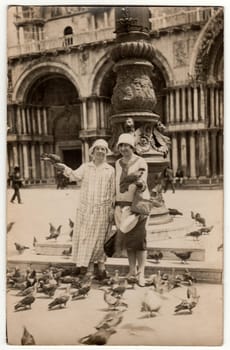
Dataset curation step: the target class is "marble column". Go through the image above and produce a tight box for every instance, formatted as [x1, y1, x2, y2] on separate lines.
[198, 131, 206, 177]
[193, 85, 198, 121]
[169, 90, 174, 123]
[200, 84, 205, 121]
[205, 131, 211, 177]
[171, 133, 178, 175]
[25, 108, 31, 134]
[218, 131, 223, 177]
[180, 133, 187, 170]
[187, 87, 193, 122]
[18, 27, 24, 45]
[31, 108, 36, 134]
[21, 107, 27, 134]
[219, 89, 223, 127]
[100, 99, 105, 129]
[104, 11, 108, 27]
[12, 143, 18, 166]
[82, 99, 88, 130]
[189, 132, 196, 178]
[30, 143, 37, 179]
[210, 86, 215, 126]
[211, 131, 217, 177]
[181, 87, 186, 122]
[43, 108, 48, 134]
[22, 143, 29, 179]
[37, 107, 42, 134]
[18, 144, 23, 176]
[16, 106, 22, 134]
[215, 88, 219, 127]
[84, 140, 89, 162]
[175, 88, 180, 122]
[166, 93, 170, 124]
[40, 144, 45, 179]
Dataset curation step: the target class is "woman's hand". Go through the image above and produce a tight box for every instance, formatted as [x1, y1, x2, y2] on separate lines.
[53, 163, 66, 172]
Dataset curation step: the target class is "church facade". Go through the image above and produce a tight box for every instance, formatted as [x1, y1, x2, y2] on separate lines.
[7, 6, 223, 185]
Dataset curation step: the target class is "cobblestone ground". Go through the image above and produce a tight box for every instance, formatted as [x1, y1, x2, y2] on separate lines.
[6, 188, 224, 346]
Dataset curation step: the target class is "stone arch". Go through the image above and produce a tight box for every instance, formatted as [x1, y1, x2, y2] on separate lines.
[189, 8, 224, 81]
[13, 61, 82, 103]
[90, 52, 115, 96]
[151, 48, 175, 87]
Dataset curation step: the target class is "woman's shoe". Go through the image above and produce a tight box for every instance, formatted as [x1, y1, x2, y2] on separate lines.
[137, 275, 146, 287]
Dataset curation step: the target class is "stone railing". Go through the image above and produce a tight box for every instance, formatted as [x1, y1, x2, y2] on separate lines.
[150, 7, 217, 31]
[8, 27, 115, 58]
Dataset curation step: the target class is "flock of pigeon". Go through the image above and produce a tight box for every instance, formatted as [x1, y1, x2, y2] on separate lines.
[7, 263, 200, 345]
[7, 206, 221, 345]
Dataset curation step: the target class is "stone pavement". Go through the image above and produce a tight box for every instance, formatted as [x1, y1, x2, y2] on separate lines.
[6, 188, 224, 345]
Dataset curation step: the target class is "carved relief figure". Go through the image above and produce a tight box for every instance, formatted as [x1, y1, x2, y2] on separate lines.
[151, 121, 170, 158]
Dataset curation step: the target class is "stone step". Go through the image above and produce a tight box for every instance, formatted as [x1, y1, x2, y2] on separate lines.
[7, 253, 222, 284]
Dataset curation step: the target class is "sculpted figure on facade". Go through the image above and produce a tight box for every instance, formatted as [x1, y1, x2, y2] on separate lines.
[151, 121, 170, 158]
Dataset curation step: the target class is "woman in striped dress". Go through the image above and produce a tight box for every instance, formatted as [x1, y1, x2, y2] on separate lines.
[55, 139, 115, 277]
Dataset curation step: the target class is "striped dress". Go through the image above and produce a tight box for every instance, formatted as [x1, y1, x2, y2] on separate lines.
[64, 161, 115, 267]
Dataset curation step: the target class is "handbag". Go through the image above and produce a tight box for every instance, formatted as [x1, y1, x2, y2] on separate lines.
[104, 232, 117, 257]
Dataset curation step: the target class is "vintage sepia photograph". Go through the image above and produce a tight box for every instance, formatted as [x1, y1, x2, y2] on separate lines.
[6, 5, 224, 346]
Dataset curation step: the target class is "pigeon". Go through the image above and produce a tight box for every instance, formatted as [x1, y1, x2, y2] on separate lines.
[33, 236, 37, 247]
[179, 269, 196, 285]
[21, 326, 36, 345]
[198, 225, 214, 235]
[46, 225, 62, 240]
[16, 283, 37, 297]
[165, 269, 182, 291]
[96, 310, 125, 330]
[48, 285, 70, 309]
[40, 153, 61, 164]
[69, 218, 74, 228]
[100, 288, 128, 310]
[38, 282, 57, 298]
[71, 285, 91, 300]
[148, 251, 163, 264]
[172, 251, 192, 264]
[217, 243, 223, 251]
[14, 242, 30, 254]
[141, 288, 162, 317]
[195, 213, 206, 226]
[62, 246, 72, 257]
[191, 211, 195, 220]
[111, 279, 128, 298]
[79, 328, 116, 345]
[168, 208, 183, 216]
[174, 286, 200, 314]
[15, 294, 35, 311]
[119, 168, 146, 193]
[7, 221, 15, 233]
[186, 230, 203, 241]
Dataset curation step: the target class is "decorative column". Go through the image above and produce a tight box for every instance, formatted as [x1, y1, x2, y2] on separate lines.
[104, 10, 108, 27]
[82, 99, 88, 130]
[215, 87, 219, 127]
[37, 107, 42, 134]
[30, 143, 37, 179]
[39, 144, 45, 179]
[187, 87, 193, 122]
[219, 89, 223, 127]
[181, 87, 186, 122]
[180, 133, 187, 171]
[193, 85, 198, 121]
[211, 131, 217, 177]
[16, 105, 22, 134]
[100, 98, 105, 129]
[12, 143, 18, 166]
[189, 131, 196, 178]
[110, 7, 171, 224]
[218, 131, 223, 177]
[210, 86, 215, 126]
[175, 88, 180, 122]
[166, 92, 170, 124]
[171, 133, 178, 175]
[205, 131, 211, 177]
[84, 140, 89, 162]
[43, 107, 48, 134]
[21, 107, 27, 134]
[200, 84, 205, 121]
[198, 131, 206, 177]
[169, 90, 174, 123]
[31, 108, 36, 134]
[22, 143, 29, 179]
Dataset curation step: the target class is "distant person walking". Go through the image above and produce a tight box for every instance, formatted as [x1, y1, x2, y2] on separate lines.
[163, 166, 175, 193]
[10, 166, 23, 204]
[175, 167, 185, 187]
